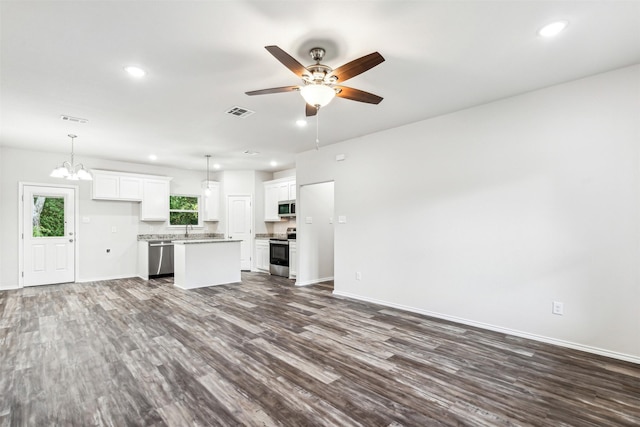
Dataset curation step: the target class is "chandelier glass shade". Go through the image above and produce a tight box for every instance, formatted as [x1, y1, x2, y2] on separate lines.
[300, 84, 336, 108]
[50, 134, 93, 181]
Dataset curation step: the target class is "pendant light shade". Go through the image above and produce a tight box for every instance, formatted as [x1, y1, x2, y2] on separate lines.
[50, 134, 93, 181]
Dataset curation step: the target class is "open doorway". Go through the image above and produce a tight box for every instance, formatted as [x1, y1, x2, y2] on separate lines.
[297, 181, 334, 286]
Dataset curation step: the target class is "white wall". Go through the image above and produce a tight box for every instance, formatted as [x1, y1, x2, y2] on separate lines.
[296, 65, 640, 362]
[297, 181, 334, 286]
[0, 147, 219, 287]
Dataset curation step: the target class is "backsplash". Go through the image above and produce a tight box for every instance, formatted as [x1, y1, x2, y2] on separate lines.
[137, 233, 224, 241]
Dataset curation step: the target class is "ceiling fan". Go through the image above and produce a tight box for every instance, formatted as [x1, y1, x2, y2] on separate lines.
[245, 45, 385, 117]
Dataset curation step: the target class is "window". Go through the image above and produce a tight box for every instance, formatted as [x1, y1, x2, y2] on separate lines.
[169, 195, 200, 226]
[32, 196, 65, 237]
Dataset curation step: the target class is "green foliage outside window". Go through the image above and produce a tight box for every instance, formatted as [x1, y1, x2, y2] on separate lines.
[169, 195, 199, 226]
[33, 196, 65, 237]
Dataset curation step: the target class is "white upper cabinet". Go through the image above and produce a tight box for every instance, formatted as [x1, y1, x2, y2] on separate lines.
[264, 183, 280, 221]
[202, 180, 220, 221]
[91, 169, 172, 221]
[119, 176, 143, 200]
[263, 177, 296, 222]
[92, 170, 142, 201]
[140, 178, 172, 221]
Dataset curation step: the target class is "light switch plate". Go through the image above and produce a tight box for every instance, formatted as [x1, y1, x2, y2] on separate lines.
[82, 217, 90, 223]
[338, 216, 347, 224]
[306, 217, 313, 224]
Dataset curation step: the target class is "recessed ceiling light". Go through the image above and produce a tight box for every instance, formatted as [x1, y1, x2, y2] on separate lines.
[148, 154, 157, 161]
[213, 163, 221, 169]
[270, 161, 278, 167]
[296, 119, 307, 127]
[124, 66, 146, 78]
[538, 20, 568, 38]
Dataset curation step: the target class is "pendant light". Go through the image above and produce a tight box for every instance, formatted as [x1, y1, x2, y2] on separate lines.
[204, 154, 212, 196]
[50, 134, 93, 181]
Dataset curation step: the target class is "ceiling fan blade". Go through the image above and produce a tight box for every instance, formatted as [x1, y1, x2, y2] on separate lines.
[265, 45, 307, 77]
[306, 103, 318, 117]
[332, 52, 385, 83]
[335, 86, 383, 104]
[245, 86, 300, 96]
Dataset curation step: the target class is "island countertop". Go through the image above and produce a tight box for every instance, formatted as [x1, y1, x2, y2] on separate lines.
[171, 238, 242, 245]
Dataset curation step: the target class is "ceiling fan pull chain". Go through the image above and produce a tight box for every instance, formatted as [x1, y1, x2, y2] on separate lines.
[315, 106, 320, 150]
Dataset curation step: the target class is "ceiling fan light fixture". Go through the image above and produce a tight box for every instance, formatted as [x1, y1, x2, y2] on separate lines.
[300, 84, 336, 108]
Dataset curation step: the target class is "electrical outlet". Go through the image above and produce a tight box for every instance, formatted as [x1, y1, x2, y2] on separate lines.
[552, 301, 564, 315]
[356, 272, 362, 280]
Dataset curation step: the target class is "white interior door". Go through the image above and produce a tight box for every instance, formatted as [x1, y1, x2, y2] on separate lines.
[227, 195, 252, 270]
[23, 185, 76, 286]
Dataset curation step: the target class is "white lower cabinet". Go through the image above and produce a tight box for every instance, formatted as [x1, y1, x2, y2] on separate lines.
[255, 240, 270, 272]
[289, 240, 297, 279]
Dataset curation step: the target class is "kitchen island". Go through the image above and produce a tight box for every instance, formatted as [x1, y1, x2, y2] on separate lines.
[172, 239, 241, 289]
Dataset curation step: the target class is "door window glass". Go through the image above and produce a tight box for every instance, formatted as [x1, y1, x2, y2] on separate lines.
[32, 196, 65, 237]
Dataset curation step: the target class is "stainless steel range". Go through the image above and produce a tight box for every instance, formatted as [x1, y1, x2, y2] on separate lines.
[269, 228, 296, 277]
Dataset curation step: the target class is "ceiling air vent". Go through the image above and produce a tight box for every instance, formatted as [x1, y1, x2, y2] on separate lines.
[60, 115, 88, 124]
[226, 106, 255, 118]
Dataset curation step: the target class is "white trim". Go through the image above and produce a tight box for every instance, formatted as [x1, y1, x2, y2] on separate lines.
[18, 182, 79, 289]
[296, 276, 334, 287]
[226, 194, 253, 271]
[0, 285, 21, 291]
[332, 290, 640, 365]
[77, 274, 138, 283]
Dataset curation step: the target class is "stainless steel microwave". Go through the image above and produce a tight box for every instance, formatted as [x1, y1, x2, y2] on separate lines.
[278, 200, 295, 218]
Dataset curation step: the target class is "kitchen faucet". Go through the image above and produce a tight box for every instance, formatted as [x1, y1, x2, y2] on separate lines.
[185, 224, 193, 237]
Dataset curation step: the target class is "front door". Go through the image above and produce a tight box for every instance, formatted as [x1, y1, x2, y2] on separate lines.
[227, 195, 252, 270]
[22, 185, 76, 286]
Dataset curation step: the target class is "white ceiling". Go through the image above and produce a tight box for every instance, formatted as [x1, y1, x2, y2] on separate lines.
[1, 1, 639, 173]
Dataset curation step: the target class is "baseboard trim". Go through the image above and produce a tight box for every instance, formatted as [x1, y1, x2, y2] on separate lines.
[332, 290, 640, 365]
[0, 285, 21, 291]
[296, 276, 334, 287]
[77, 274, 137, 283]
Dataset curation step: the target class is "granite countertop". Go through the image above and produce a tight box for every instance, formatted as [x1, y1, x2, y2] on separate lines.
[172, 239, 242, 244]
[138, 233, 223, 241]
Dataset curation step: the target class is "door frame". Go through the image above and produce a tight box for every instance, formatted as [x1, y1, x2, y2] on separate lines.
[226, 194, 253, 271]
[18, 182, 80, 288]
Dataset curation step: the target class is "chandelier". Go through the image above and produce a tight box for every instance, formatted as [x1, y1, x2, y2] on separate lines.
[50, 134, 93, 181]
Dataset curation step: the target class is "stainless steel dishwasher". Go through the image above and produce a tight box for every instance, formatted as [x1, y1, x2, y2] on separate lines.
[148, 240, 174, 278]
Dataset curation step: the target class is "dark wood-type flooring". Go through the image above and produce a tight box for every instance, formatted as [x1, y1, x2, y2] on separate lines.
[1, 273, 639, 426]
